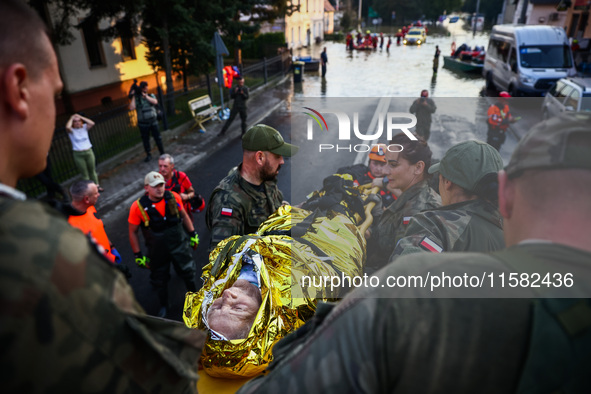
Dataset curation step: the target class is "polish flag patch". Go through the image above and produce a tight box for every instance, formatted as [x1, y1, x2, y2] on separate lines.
[403, 216, 412, 225]
[420, 237, 443, 253]
[221, 208, 233, 216]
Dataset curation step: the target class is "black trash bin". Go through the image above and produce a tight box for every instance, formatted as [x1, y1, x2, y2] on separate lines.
[293, 61, 304, 83]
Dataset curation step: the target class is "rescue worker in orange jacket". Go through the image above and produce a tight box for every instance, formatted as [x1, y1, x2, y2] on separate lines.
[336, 144, 399, 207]
[68, 179, 120, 264]
[487, 91, 514, 151]
[128, 171, 199, 318]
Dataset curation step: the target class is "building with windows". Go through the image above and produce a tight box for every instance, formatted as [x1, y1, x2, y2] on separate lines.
[38, 4, 177, 115]
[324, 0, 335, 34]
[501, 0, 590, 69]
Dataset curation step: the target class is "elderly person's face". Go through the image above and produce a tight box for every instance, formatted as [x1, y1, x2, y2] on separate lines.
[158, 158, 174, 179]
[207, 279, 262, 340]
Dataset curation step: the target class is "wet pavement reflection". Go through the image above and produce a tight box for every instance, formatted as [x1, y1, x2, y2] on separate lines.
[293, 28, 490, 98]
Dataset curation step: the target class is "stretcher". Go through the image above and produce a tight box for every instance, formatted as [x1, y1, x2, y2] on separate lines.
[187, 177, 380, 391]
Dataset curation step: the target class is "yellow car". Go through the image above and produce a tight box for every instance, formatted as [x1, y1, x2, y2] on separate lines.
[404, 28, 427, 45]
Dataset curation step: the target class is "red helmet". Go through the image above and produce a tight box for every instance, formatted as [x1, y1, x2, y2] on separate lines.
[499, 91, 511, 98]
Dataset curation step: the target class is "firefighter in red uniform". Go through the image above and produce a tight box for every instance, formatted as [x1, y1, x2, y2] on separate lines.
[487, 91, 515, 151]
[158, 153, 205, 222]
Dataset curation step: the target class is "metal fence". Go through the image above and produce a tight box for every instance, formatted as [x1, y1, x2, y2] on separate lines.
[17, 54, 290, 198]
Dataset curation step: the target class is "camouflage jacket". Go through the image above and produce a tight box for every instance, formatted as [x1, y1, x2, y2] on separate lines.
[206, 165, 283, 251]
[368, 180, 441, 267]
[237, 243, 591, 393]
[390, 199, 504, 260]
[0, 195, 205, 393]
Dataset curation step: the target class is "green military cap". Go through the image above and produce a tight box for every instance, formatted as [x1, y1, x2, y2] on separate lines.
[429, 140, 503, 192]
[242, 124, 299, 157]
[506, 112, 591, 178]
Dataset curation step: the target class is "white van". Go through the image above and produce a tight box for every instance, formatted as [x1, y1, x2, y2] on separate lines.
[483, 25, 576, 96]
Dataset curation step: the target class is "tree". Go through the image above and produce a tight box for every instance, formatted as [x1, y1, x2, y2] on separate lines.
[370, 0, 462, 24]
[29, 0, 294, 113]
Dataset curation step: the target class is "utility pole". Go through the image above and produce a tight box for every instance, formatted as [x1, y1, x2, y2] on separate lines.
[358, 0, 362, 30]
[473, 0, 481, 38]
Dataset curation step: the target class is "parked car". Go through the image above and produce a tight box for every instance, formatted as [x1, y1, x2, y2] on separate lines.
[541, 77, 591, 119]
[483, 25, 577, 97]
[404, 28, 427, 45]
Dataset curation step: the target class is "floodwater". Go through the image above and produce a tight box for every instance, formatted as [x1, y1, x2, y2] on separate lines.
[294, 23, 490, 98]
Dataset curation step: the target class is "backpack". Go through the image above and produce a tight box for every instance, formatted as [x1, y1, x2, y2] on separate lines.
[136, 94, 157, 124]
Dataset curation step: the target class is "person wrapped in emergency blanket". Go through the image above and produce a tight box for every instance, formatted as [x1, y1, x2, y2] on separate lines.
[183, 175, 376, 378]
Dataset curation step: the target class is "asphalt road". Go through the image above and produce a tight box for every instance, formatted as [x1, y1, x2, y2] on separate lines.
[100, 74, 545, 322]
[103, 107, 293, 321]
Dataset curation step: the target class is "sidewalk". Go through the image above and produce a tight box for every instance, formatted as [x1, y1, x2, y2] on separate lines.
[95, 74, 292, 222]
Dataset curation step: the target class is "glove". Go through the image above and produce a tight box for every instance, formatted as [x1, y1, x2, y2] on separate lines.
[111, 247, 122, 264]
[189, 231, 199, 250]
[366, 193, 384, 219]
[134, 252, 150, 269]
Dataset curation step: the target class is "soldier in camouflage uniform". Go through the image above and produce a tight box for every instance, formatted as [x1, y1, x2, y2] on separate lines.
[0, 2, 204, 391]
[206, 124, 298, 251]
[366, 133, 440, 270]
[237, 113, 591, 394]
[391, 140, 505, 259]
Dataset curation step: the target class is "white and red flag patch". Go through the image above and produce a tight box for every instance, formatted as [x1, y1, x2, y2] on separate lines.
[403, 216, 412, 225]
[221, 208, 233, 216]
[419, 237, 443, 253]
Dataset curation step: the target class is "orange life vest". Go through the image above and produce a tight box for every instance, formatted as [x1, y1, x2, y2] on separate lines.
[487, 104, 511, 131]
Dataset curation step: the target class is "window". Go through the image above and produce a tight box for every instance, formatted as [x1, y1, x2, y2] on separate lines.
[488, 39, 510, 62]
[565, 89, 580, 110]
[120, 37, 136, 61]
[509, 48, 517, 71]
[497, 41, 510, 62]
[549, 80, 566, 96]
[519, 45, 573, 68]
[80, 19, 106, 68]
[558, 84, 575, 101]
[118, 20, 136, 61]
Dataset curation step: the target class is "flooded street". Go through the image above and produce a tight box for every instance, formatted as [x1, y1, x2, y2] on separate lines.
[294, 24, 490, 98]
[286, 23, 544, 202]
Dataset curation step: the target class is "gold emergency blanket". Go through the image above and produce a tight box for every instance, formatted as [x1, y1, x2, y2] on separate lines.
[183, 204, 366, 378]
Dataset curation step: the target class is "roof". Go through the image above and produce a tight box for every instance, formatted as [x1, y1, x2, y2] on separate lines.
[492, 24, 568, 45]
[324, 0, 335, 12]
